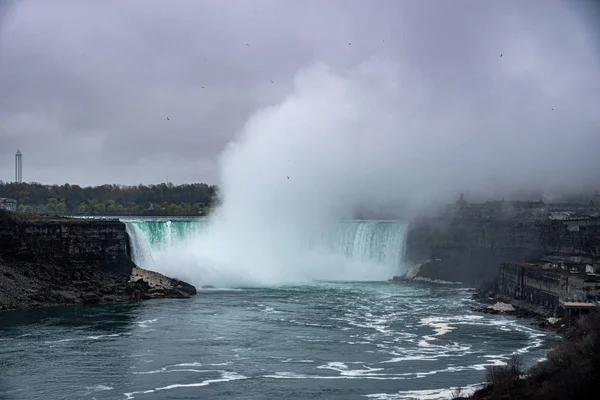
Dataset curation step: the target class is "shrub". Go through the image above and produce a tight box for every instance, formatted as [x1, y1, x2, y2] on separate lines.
[483, 354, 521, 399]
[470, 311, 600, 400]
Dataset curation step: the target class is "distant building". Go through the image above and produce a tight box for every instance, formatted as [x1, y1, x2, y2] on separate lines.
[15, 149, 22, 183]
[0, 197, 17, 212]
[499, 262, 600, 305]
[548, 203, 591, 213]
[448, 194, 548, 221]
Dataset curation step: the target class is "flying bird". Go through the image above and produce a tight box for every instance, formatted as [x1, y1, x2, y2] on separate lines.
[287, 176, 289, 180]
[270, 80, 274, 83]
[348, 42, 352, 45]
[166, 117, 170, 121]
[500, 53, 503, 57]
[201, 86, 205, 89]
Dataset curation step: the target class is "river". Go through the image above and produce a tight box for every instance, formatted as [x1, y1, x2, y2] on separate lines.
[0, 218, 557, 399]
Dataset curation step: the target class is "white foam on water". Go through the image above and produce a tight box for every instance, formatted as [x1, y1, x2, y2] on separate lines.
[45, 333, 124, 345]
[264, 372, 408, 380]
[131, 362, 216, 375]
[258, 304, 282, 314]
[417, 339, 436, 348]
[86, 333, 121, 340]
[85, 385, 113, 392]
[124, 371, 248, 399]
[380, 355, 439, 363]
[43, 338, 75, 344]
[318, 362, 386, 377]
[364, 384, 481, 400]
[319, 361, 348, 370]
[173, 362, 203, 367]
[136, 318, 159, 328]
[419, 317, 457, 337]
[132, 368, 213, 375]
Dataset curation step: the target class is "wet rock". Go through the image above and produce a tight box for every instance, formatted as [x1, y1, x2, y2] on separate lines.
[129, 266, 197, 299]
[82, 293, 100, 304]
[174, 279, 197, 295]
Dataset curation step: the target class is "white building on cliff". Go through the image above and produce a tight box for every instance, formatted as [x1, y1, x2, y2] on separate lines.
[0, 198, 17, 212]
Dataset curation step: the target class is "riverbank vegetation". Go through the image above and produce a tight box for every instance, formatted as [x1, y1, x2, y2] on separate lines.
[0, 182, 216, 216]
[461, 311, 600, 400]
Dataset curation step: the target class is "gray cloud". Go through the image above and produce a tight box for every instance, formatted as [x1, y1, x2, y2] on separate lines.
[0, 0, 598, 197]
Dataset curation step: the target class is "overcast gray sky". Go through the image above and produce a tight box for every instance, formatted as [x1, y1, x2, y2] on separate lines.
[0, 0, 599, 190]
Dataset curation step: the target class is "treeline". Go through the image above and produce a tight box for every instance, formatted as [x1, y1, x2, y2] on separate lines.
[0, 181, 218, 216]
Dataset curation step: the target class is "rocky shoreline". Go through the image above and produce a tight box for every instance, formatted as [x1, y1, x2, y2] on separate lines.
[395, 265, 567, 334]
[130, 265, 197, 300]
[392, 260, 464, 285]
[469, 285, 567, 334]
[0, 210, 197, 312]
[460, 309, 600, 400]
[396, 275, 597, 400]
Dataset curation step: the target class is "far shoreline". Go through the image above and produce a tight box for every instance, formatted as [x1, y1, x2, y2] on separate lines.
[17, 213, 208, 219]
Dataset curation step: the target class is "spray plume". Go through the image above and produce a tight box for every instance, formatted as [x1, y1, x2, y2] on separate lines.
[149, 1, 600, 286]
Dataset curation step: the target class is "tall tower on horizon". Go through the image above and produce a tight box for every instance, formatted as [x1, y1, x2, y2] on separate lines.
[15, 149, 22, 183]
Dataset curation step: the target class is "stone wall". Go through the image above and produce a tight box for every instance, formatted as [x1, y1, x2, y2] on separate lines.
[498, 263, 600, 308]
[498, 263, 524, 297]
[520, 267, 566, 307]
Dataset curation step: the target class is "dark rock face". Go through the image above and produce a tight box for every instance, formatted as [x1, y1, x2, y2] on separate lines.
[405, 211, 600, 287]
[173, 279, 198, 296]
[0, 211, 196, 312]
[0, 212, 133, 277]
[129, 266, 197, 299]
[405, 217, 545, 285]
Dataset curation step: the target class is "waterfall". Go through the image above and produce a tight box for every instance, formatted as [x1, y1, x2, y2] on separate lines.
[124, 218, 408, 286]
[124, 218, 208, 268]
[316, 220, 407, 273]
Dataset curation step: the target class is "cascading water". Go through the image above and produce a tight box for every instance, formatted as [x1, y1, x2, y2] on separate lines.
[124, 218, 408, 287]
[126, 222, 156, 270]
[125, 219, 208, 251]
[317, 220, 408, 270]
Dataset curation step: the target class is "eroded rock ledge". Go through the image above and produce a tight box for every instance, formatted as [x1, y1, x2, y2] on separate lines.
[0, 210, 196, 311]
[130, 266, 197, 300]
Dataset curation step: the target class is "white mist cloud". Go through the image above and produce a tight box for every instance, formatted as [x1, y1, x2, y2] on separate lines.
[218, 50, 600, 220]
[126, 0, 600, 286]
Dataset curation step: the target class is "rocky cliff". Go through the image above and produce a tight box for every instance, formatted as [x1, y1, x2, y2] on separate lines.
[403, 215, 545, 285]
[0, 212, 134, 275]
[0, 211, 196, 311]
[403, 212, 600, 286]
